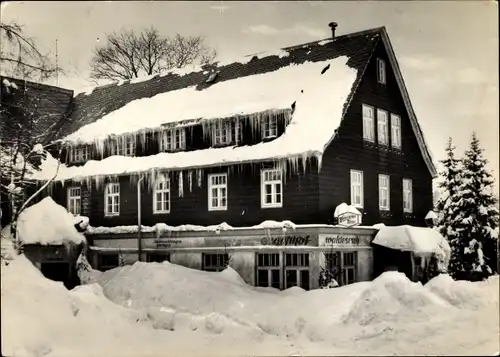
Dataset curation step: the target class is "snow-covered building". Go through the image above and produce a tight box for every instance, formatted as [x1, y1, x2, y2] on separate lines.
[4, 24, 438, 290]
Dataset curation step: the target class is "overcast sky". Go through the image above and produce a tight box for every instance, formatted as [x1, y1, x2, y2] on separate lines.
[2, 1, 499, 191]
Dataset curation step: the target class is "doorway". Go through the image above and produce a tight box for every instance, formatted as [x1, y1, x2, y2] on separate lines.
[41, 262, 70, 286]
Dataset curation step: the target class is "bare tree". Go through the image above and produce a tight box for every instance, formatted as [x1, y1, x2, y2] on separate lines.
[90, 27, 217, 82]
[0, 79, 62, 252]
[0, 22, 60, 81]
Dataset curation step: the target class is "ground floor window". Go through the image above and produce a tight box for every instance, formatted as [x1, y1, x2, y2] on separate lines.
[256, 253, 280, 289]
[324, 251, 358, 286]
[202, 253, 229, 272]
[146, 252, 171, 263]
[97, 254, 119, 271]
[285, 253, 310, 290]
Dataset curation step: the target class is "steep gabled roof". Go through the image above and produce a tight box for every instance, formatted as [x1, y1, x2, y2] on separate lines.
[32, 26, 437, 182]
[58, 27, 381, 141]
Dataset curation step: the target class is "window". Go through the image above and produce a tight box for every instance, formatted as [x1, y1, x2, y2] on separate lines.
[378, 174, 390, 211]
[110, 136, 136, 157]
[153, 176, 170, 214]
[391, 114, 402, 149]
[350, 170, 364, 208]
[67, 187, 81, 215]
[202, 253, 229, 272]
[213, 120, 232, 146]
[262, 116, 278, 139]
[146, 253, 170, 263]
[68, 146, 89, 163]
[285, 253, 310, 290]
[208, 173, 227, 211]
[362, 104, 375, 142]
[261, 169, 283, 208]
[124, 136, 136, 156]
[159, 128, 186, 152]
[104, 183, 120, 216]
[97, 254, 119, 271]
[256, 253, 280, 289]
[403, 178, 413, 213]
[377, 109, 389, 145]
[377, 58, 386, 84]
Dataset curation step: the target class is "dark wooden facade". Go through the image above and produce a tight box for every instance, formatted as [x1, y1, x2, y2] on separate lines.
[50, 39, 433, 229]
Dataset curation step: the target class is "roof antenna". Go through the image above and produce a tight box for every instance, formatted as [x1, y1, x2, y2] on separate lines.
[55, 39, 59, 86]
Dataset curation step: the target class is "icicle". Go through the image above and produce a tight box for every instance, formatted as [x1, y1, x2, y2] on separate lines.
[178, 171, 184, 197]
[197, 169, 203, 188]
[188, 171, 193, 192]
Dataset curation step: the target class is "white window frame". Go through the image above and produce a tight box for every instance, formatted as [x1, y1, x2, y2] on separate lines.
[378, 174, 390, 211]
[67, 187, 81, 215]
[104, 183, 120, 216]
[261, 168, 283, 208]
[213, 120, 232, 146]
[403, 178, 413, 213]
[256, 253, 281, 289]
[377, 58, 386, 84]
[109, 137, 136, 157]
[262, 116, 278, 139]
[69, 146, 89, 163]
[377, 109, 389, 145]
[350, 170, 364, 208]
[124, 136, 136, 156]
[159, 128, 186, 152]
[362, 104, 375, 142]
[208, 173, 228, 211]
[391, 114, 402, 149]
[153, 175, 170, 214]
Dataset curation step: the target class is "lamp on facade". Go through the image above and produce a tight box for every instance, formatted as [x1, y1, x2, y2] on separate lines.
[425, 210, 438, 228]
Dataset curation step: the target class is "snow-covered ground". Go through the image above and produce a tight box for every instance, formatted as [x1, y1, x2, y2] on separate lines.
[2, 255, 499, 357]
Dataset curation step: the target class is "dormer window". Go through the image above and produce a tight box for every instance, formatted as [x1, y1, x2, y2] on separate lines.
[377, 58, 386, 84]
[262, 116, 278, 139]
[68, 146, 89, 163]
[159, 128, 186, 152]
[110, 136, 136, 157]
[213, 120, 233, 146]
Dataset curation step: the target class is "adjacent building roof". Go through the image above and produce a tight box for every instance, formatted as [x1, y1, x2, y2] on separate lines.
[0, 76, 73, 145]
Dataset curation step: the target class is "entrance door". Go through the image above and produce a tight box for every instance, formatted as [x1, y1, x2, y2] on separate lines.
[41, 262, 70, 285]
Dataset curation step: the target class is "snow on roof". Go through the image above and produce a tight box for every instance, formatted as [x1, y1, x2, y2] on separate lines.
[16, 197, 85, 245]
[34, 57, 357, 181]
[372, 225, 451, 256]
[333, 202, 362, 217]
[425, 211, 438, 220]
[62, 57, 356, 145]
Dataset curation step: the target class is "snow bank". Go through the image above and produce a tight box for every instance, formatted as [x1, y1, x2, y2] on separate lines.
[76, 252, 102, 285]
[96, 261, 369, 342]
[3, 253, 499, 356]
[373, 225, 451, 261]
[425, 273, 499, 310]
[35, 57, 357, 181]
[16, 197, 85, 245]
[342, 271, 452, 326]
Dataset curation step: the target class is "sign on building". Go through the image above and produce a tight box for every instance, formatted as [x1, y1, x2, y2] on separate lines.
[334, 203, 362, 228]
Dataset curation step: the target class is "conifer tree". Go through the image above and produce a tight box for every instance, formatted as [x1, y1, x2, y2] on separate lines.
[449, 132, 499, 281]
[435, 138, 463, 274]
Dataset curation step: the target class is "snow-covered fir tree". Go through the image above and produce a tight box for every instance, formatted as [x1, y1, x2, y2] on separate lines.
[449, 132, 499, 281]
[435, 138, 463, 270]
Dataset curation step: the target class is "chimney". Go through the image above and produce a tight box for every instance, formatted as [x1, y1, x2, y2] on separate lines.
[328, 22, 338, 38]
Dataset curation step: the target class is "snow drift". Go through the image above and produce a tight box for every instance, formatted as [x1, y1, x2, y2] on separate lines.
[2, 254, 498, 356]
